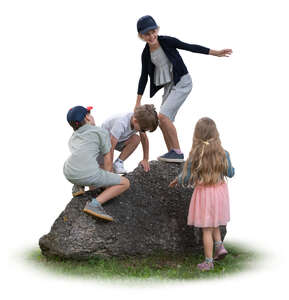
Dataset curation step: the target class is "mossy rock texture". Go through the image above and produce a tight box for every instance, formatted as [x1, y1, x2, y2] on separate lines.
[39, 161, 226, 260]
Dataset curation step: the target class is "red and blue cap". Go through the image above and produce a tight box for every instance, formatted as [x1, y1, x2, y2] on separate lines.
[67, 106, 93, 123]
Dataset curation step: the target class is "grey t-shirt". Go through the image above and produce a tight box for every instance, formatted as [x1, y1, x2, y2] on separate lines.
[150, 46, 173, 86]
[63, 124, 111, 180]
[101, 112, 136, 142]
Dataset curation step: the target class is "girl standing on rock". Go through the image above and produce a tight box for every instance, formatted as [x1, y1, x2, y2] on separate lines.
[169, 117, 235, 271]
[135, 15, 232, 163]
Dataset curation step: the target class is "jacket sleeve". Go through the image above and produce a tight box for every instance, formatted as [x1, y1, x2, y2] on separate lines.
[168, 36, 210, 55]
[225, 151, 235, 178]
[137, 51, 149, 95]
[177, 161, 193, 186]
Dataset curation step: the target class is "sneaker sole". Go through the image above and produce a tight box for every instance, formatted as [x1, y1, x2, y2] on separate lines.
[157, 157, 184, 163]
[83, 208, 114, 221]
[72, 190, 85, 197]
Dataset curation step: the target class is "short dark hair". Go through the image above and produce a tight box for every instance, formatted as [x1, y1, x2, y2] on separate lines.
[69, 120, 86, 131]
[68, 111, 90, 131]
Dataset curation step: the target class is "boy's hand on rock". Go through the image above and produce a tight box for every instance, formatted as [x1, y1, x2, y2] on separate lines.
[169, 178, 178, 188]
[140, 159, 150, 172]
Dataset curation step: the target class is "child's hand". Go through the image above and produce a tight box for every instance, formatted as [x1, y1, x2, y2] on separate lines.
[210, 49, 232, 57]
[169, 178, 178, 188]
[140, 159, 150, 172]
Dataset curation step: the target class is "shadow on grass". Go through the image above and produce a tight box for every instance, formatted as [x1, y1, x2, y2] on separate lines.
[24, 242, 261, 282]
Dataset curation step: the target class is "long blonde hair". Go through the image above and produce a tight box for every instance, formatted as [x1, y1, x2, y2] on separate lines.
[182, 117, 228, 187]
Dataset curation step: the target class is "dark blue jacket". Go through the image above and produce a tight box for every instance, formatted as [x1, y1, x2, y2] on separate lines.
[137, 35, 210, 98]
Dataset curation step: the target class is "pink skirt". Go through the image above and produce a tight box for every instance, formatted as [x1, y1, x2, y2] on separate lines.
[187, 182, 230, 228]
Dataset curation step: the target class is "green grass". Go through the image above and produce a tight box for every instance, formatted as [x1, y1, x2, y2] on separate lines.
[25, 242, 259, 282]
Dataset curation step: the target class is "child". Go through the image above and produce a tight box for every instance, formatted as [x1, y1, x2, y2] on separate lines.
[63, 106, 130, 221]
[101, 104, 158, 174]
[169, 117, 235, 271]
[135, 15, 232, 162]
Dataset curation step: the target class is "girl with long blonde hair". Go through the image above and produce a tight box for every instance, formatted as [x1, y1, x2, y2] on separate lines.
[170, 117, 235, 271]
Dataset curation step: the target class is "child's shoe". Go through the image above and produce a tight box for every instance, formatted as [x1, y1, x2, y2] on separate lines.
[157, 150, 184, 163]
[83, 201, 113, 221]
[214, 244, 228, 260]
[197, 260, 214, 271]
[113, 160, 127, 174]
[72, 185, 85, 197]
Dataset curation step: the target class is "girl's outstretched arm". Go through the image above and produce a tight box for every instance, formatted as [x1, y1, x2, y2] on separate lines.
[135, 94, 142, 111]
[167, 36, 210, 54]
[136, 51, 149, 109]
[209, 49, 232, 57]
[167, 36, 232, 57]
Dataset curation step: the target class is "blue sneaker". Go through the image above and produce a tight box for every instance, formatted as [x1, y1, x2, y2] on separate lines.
[72, 184, 85, 197]
[157, 150, 184, 163]
[83, 201, 113, 221]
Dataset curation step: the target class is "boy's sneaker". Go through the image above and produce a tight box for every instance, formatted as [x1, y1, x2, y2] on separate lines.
[113, 160, 127, 174]
[214, 244, 228, 260]
[197, 261, 214, 271]
[72, 185, 85, 197]
[83, 201, 113, 221]
[157, 150, 184, 163]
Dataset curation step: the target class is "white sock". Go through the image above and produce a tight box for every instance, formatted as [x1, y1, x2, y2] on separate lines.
[115, 158, 123, 164]
[215, 241, 223, 248]
[91, 198, 101, 207]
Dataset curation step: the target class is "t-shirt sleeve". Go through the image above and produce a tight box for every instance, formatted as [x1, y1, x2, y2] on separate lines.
[97, 128, 112, 155]
[110, 121, 126, 141]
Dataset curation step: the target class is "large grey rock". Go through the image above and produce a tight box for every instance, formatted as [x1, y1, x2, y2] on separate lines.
[39, 161, 226, 260]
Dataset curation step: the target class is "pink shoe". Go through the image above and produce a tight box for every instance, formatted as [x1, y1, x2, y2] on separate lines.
[197, 261, 214, 271]
[214, 244, 228, 260]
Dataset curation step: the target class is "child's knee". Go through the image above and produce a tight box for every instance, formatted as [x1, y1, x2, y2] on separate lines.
[120, 177, 130, 189]
[158, 113, 170, 125]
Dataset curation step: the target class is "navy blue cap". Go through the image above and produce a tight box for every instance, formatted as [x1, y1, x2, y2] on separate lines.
[67, 106, 93, 123]
[137, 15, 158, 34]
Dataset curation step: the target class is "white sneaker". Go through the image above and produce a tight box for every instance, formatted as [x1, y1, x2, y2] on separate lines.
[113, 160, 127, 174]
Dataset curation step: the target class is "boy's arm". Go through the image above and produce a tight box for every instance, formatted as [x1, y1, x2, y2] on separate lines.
[103, 151, 113, 172]
[139, 132, 150, 172]
[109, 134, 118, 166]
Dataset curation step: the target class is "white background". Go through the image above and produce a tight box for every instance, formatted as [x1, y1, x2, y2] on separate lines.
[1, 0, 288, 299]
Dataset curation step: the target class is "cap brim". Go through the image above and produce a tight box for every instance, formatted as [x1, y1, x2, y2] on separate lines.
[139, 25, 158, 35]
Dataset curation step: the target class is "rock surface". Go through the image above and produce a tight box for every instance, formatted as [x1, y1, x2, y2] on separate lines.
[39, 161, 226, 260]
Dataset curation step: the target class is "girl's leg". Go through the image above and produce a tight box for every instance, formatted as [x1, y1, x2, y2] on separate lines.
[158, 74, 192, 156]
[202, 228, 214, 259]
[213, 227, 222, 243]
[158, 113, 180, 150]
[96, 176, 130, 205]
[213, 226, 228, 260]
